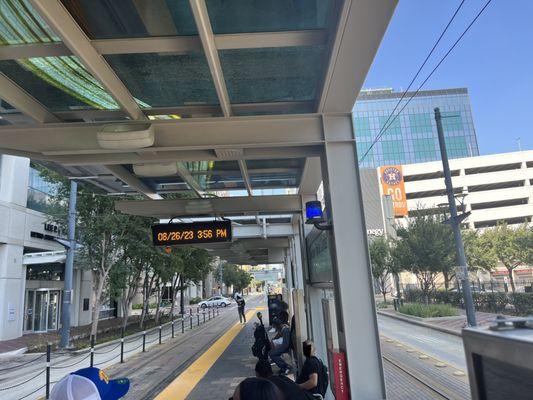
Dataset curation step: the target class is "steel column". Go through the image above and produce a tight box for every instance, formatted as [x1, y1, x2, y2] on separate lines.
[320, 114, 385, 399]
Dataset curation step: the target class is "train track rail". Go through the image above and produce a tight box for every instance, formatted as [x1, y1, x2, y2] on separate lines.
[383, 354, 463, 400]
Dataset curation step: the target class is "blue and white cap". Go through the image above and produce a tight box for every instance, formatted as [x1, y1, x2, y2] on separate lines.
[51, 367, 130, 400]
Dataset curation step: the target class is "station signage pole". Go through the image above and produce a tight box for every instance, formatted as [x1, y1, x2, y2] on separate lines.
[434, 107, 476, 326]
[60, 180, 77, 348]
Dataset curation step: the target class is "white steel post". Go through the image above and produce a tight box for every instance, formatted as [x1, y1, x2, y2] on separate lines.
[320, 114, 386, 399]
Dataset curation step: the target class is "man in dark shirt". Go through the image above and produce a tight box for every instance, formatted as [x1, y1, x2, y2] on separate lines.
[296, 340, 321, 396]
[236, 295, 246, 324]
[255, 360, 313, 400]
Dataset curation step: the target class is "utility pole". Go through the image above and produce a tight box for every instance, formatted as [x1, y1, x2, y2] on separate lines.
[60, 180, 77, 348]
[434, 108, 476, 326]
[219, 259, 224, 296]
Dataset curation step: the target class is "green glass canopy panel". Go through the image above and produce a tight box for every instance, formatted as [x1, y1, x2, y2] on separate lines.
[205, 0, 331, 34]
[0, 57, 119, 111]
[60, 0, 197, 39]
[0, 0, 61, 45]
[105, 52, 219, 108]
[219, 46, 326, 104]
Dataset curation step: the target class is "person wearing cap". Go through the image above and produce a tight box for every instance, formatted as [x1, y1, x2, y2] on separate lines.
[51, 367, 130, 400]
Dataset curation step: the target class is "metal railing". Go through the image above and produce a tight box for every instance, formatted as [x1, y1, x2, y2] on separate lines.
[0, 305, 222, 400]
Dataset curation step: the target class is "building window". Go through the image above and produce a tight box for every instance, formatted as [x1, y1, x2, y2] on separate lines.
[441, 111, 463, 132]
[26, 263, 65, 281]
[408, 113, 433, 134]
[445, 136, 469, 158]
[353, 116, 372, 137]
[381, 140, 405, 165]
[413, 138, 437, 161]
[27, 166, 58, 213]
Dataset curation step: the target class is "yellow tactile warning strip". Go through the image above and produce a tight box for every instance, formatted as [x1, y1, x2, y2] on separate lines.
[154, 308, 257, 400]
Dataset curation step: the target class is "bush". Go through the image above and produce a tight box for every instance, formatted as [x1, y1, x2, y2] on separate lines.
[376, 302, 391, 309]
[398, 303, 459, 318]
[189, 296, 202, 305]
[511, 293, 533, 316]
[403, 289, 425, 303]
[132, 304, 143, 310]
[434, 290, 462, 307]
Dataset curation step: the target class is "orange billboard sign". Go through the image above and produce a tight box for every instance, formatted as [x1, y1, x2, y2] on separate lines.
[380, 165, 408, 217]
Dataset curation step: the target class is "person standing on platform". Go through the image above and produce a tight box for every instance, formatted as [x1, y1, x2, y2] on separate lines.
[236, 294, 246, 324]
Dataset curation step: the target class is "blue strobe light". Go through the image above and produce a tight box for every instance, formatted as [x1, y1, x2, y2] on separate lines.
[305, 201, 324, 222]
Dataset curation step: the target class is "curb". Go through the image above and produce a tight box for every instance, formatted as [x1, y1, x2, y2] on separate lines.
[377, 311, 462, 337]
[0, 346, 28, 359]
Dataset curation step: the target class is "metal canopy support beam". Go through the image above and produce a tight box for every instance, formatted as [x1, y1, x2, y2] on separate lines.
[298, 157, 322, 195]
[0, 73, 59, 123]
[53, 101, 313, 121]
[189, 0, 232, 117]
[0, 115, 324, 156]
[115, 195, 302, 218]
[105, 165, 162, 200]
[0, 31, 327, 61]
[0, 42, 70, 60]
[215, 30, 327, 50]
[29, 0, 145, 121]
[238, 160, 253, 196]
[176, 162, 204, 197]
[320, 114, 385, 399]
[318, 0, 397, 113]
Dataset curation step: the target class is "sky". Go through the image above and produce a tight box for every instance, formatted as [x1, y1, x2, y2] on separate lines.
[362, 0, 533, 155]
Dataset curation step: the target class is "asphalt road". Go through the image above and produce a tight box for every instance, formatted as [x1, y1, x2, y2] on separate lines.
[377, 313, 466, 370]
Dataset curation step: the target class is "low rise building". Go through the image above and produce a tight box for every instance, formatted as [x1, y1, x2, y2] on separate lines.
[0, 155, 92, 341]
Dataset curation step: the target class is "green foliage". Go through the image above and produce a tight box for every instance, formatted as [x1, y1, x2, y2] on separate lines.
[369, 237, 394, 301]
[464, 223, 533, 293]
[406, 289, 533, 315]
[132, 304, 143, 310]
[217, 264, 253, 293]
[376, 302, 391, 309]
[510, 293, 533, 316]
[399, 303, 459, 318]
[394, 213, 455, 299]
[463, 229, 497, 272]
[189, 297, 202, 305]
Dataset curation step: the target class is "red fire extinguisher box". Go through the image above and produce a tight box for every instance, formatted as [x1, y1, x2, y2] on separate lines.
[332, 350, 350, 400]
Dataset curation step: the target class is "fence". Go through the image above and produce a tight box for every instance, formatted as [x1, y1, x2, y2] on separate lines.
[0, 306, 222, 400]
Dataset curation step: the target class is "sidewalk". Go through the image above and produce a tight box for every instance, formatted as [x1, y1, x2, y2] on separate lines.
[378, 309, 499, 336]
[0, 305, 217, 355]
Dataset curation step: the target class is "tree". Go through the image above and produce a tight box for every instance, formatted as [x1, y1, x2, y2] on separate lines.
[369, 237, 392, 302]
[218, 264, 252, 294]
[463, 229, 497, 273]
[395, 213, 455, 302]
[36, 166, 148, 336]
[482, 223, 532, 293]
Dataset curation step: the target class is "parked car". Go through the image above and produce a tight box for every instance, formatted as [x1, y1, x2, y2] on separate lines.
[198, 296, 232, 308]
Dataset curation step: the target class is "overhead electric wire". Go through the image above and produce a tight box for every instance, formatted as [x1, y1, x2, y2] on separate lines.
[358, 0, 493, 164]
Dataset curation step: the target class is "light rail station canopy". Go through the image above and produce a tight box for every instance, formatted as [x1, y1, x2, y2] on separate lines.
[0, 0, 396, 201]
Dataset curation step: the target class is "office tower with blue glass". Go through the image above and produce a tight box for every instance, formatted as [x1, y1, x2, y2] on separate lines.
[353, 88, 480, 168]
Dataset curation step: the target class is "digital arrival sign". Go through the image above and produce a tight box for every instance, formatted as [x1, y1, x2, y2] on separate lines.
[152, 220, 232, 246]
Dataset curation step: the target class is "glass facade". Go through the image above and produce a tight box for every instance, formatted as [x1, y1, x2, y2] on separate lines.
[353, 88, 480, 167]
[27, 166, 58, 213]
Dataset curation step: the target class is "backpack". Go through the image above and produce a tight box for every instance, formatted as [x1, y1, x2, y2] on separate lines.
[314, 357, 329, 396]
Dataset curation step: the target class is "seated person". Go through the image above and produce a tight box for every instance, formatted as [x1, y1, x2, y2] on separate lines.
[268, 319, 292, 374]
[296, 340, 322, 396]
[230, 377, 283, 400]
[255, 360, 314, 400]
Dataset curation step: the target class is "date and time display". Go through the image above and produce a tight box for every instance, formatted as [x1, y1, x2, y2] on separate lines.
[152, 220, 232, 246]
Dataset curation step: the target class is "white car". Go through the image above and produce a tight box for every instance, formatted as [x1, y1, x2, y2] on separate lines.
[198, 296, 231, 308]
